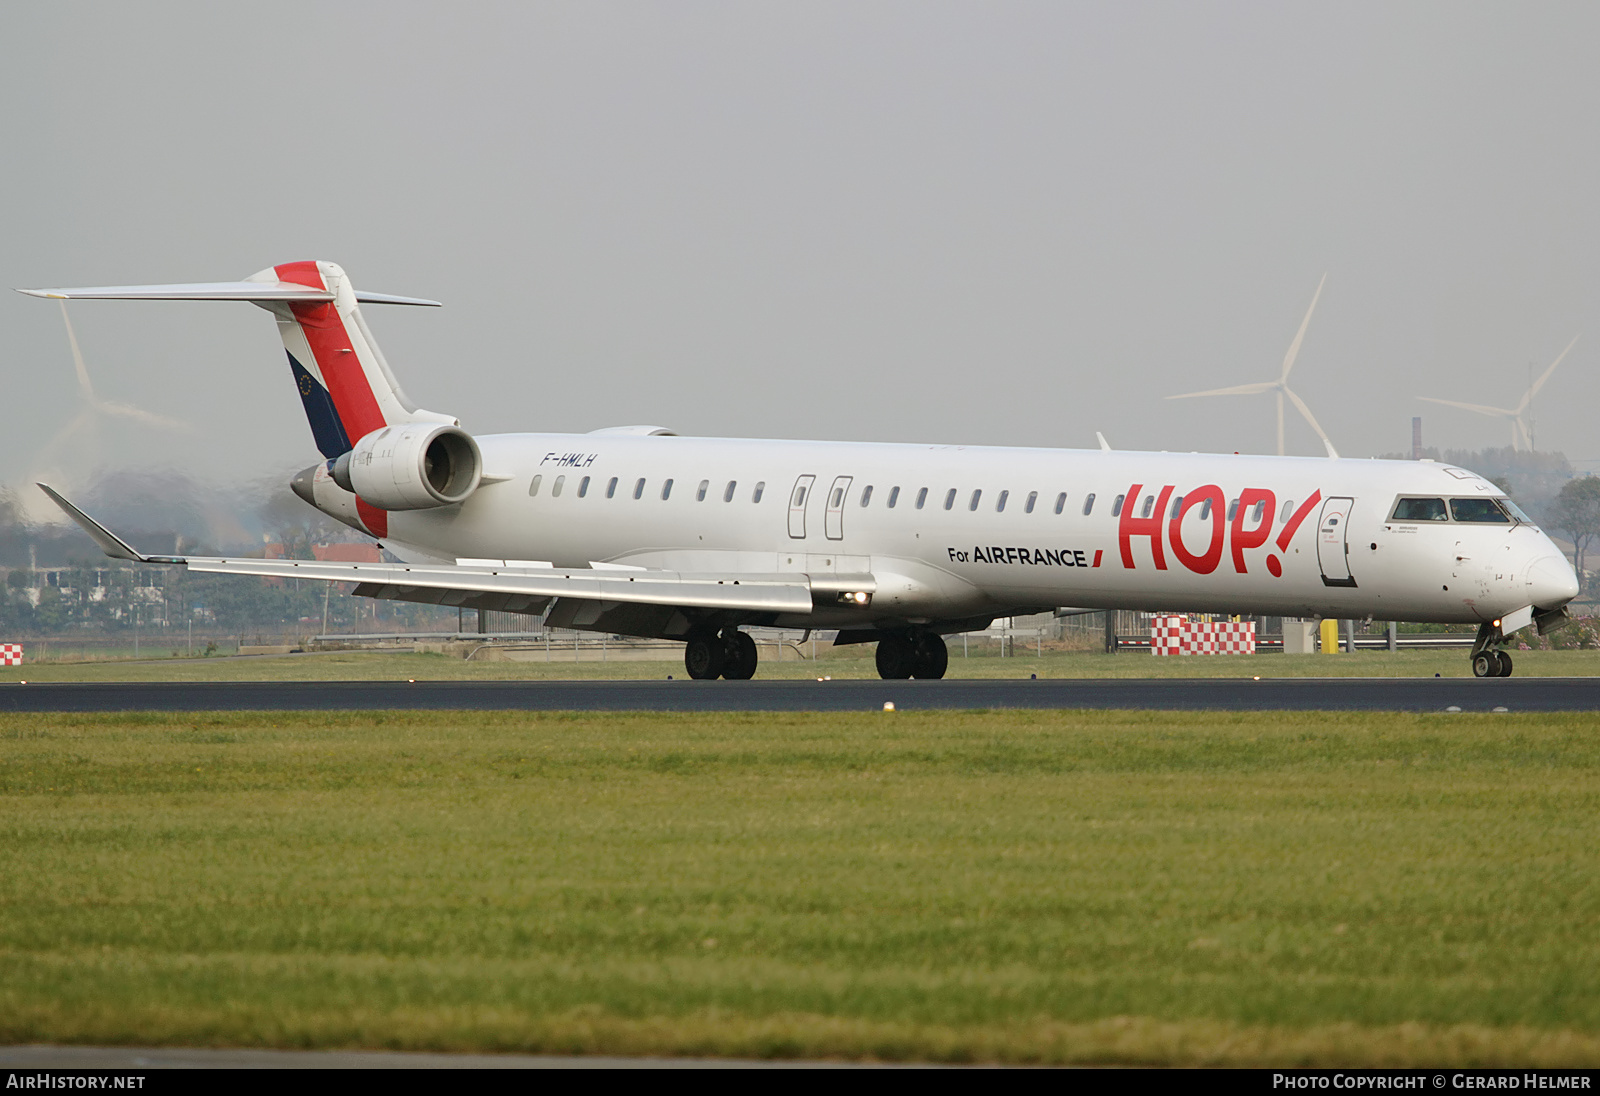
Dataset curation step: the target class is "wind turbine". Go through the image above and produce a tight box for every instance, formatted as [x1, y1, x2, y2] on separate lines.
[37, 301, 188, 473]
[1167, 274, 1339, 458]
[1417, 335, 1579, 452]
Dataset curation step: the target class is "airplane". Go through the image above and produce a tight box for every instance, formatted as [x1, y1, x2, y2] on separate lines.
[20, 260, 1581, 680]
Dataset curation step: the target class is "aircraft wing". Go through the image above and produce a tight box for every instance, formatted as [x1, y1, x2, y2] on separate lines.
[38, 484, 815, 615]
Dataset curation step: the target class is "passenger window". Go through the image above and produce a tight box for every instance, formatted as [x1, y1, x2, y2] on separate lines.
[1141, 496, 1154, 519]
[860, 485, 873, 507]
[831, 486, 844, 507]
[1227, 498, 1239, 520]
[916, 488, 928, 509]
[528, 474, 542, 497]
[578, 476, 590, 498]
[1111, 494, 1124, 517]
[887, 486, 900, 508]
[1024, 491, 1037, 514]
[1080, 493, 1093, 515]
[1391, 497, 1448, 522]
[996, 490, 1009, 512]
[1170, 495, 1184, 520]
[1200, 498, 1212, 520]
[724, 481, 737, 502]
[944, 489, 958, 511]
[552, 475, 564, 497]
[1280, 499, 1293, 522]
[606, 477, 618, 499]
[661, 479, 674, 500]
[968, 489, 982, 511]
[1450, 498, 1512, 524]
[696, 479, 709, 502]
[1252, 500, 1265, 522]
[793, 484, 807, 507]
[634, 478, 646, 500]
[753, 481, 765, 503]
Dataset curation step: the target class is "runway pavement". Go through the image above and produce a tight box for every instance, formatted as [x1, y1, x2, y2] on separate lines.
[1, 676, 1597, 712]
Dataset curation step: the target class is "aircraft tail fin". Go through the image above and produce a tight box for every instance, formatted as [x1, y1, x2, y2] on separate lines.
[20, 261, 456, 460]
[257, 261, 457, 459]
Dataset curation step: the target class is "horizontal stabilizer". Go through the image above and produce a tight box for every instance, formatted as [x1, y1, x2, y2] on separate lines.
[17, 282, 440, 307]
[38, 485, 814, 616]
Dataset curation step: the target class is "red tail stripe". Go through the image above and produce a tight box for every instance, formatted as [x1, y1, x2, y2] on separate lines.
[274, 261, 325, 291]
[275, 262, 388, 445]
[356, 499, 389, 539]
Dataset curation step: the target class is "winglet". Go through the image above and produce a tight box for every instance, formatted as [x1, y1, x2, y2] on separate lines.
[35, 484, 185, 564]
[1096, 431, 1112, 452]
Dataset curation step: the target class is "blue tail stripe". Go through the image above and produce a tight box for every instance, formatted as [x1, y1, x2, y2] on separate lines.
[288, 351, 352, 458]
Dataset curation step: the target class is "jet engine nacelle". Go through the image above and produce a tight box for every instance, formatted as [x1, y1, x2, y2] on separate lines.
[331, 423, 482, 511]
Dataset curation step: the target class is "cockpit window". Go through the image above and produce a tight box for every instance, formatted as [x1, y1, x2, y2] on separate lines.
[1502, 498, 1533, 523]
[1391, 497, 1448, 522]
[1450, 498, 1512, 524]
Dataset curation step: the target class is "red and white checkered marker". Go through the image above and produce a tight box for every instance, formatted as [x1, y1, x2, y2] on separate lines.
[1149, 617, 1255, 656]
[0, 644, 23, 666]
[1151, 615, 1186, 656]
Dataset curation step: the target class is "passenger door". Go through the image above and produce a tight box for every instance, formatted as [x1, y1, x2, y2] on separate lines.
[824, 475, 852, 540]
[788, 475, 816, 539]
[1317, 496, 1357, 587]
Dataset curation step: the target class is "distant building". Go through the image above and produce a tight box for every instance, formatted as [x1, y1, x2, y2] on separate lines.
[260, 541, 381, 584]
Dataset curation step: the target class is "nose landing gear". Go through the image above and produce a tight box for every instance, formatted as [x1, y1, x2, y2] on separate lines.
[1471, 650, 1513, 678]
[1469, 622, 1514, 678]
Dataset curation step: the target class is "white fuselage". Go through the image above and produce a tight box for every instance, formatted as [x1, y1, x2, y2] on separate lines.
[324, 433, 1578, 633]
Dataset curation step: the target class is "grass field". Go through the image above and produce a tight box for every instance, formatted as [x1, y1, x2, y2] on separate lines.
[2, 709, 1598, 1065]
[4, 645, 1600, 682]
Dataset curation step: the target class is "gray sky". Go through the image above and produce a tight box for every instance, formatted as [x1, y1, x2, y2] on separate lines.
[4, 2, 1599, 510]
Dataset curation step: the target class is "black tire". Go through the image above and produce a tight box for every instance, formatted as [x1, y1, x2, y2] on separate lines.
[1495, 650, 1514, 677]
[685, 635, 726, 680]
[875, 635, 916, 679]
[722, 630, 758, 680]
[911, 633, 949, 679]
[1472, 652, 1495, 678]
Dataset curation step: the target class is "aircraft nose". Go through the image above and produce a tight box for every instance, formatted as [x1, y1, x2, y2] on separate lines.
[1528, 553, 1580, 609]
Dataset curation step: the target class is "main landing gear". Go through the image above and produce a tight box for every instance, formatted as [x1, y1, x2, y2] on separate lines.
[684, 628, 759, 680]
[1469, 621, 1514, 678]
[875, 633, 949, 680]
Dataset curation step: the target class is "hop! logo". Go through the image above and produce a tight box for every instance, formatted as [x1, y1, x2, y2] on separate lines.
[1118, 484, 1321, 577]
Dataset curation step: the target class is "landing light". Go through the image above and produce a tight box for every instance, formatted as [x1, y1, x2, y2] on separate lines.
[836, 591, 872, 607]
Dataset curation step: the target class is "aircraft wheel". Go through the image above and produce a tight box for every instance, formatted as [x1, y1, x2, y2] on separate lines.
[875, 636, 916, 679]
[911, 633, 948, 679]
[722, 630, 758, 680]
[685, 635, 726, 680]
[1495, 650, 1514, 677]
[1471, 652, 1496, 678]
